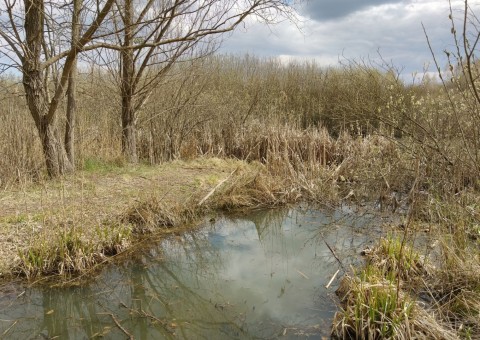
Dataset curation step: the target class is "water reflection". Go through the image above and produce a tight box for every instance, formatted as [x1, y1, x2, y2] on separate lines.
[0, 207, 383, 339]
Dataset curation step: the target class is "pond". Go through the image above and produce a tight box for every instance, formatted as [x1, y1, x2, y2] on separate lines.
[0, 206, 387, 339]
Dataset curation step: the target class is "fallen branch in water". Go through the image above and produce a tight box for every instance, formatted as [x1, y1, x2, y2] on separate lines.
[296, 269, 309, 279]
[105, 313, 134, 340]
[325, 269, 340, 289]
[134, 308, 175, 334]
[325, 240, 345, 271]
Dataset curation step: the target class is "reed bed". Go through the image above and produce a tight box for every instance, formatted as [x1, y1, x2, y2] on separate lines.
[0, 55, 400, 187]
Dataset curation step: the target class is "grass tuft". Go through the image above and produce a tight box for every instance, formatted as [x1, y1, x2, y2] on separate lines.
[333, 271, 415, 339]
[15, 224, 131, 279]
[334, 235, 480, 339]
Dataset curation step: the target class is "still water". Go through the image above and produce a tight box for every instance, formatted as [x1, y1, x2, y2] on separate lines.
[0, 207, 384, 339]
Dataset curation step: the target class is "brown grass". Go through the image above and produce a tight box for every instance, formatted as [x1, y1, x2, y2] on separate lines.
[1, 155, 341, 280]
[0, 159, 237, 278]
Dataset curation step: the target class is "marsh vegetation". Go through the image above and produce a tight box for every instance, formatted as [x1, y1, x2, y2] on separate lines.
[1, 0, 480, 338]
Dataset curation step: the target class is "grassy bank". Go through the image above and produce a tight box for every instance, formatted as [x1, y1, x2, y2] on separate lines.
[2, 134, 478, 338]
[0, 152, 340, 281]
[0, 158, 275, 280]
[0, 127, 415, 282]
[332, 231, 480, 339]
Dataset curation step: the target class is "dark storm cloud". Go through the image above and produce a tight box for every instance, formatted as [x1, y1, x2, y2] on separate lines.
[300, 0, 403, 21]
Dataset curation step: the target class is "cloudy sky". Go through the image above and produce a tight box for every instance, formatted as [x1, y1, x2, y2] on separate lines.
[220, 0, 469, 81]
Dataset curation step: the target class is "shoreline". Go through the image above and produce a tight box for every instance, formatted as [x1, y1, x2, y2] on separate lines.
[1, 155, 479, 338]
[0, 158, 248, 282]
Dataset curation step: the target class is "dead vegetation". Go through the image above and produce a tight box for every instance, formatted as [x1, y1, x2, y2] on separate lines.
[0, 159, 238, 279]
[0, 47, 480, 337]
[0, 127, 413, 281]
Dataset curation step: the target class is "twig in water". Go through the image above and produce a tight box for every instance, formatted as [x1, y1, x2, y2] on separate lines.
[106, 313, 134, 340]
[325, 269, 340, 289]
[134, 309, 175, 334]
[324, 240, 346, 271]
[296, 269, 309, 279]
[2, 320, 18, 337]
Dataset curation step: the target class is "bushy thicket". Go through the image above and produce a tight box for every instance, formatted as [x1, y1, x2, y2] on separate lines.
[0, 54, 477, 195]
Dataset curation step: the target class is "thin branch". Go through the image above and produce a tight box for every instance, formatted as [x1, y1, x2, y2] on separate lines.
[46, 0, 116, 122]
[107, 313, 134, 340]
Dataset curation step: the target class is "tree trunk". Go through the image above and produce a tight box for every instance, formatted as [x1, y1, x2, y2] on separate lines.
[23, 0, 73, 177]
[65, 65, 77, 167]
[23, 70, 73, 177]
[65, 0, 81, 167]
[121, 96, 138, 163]
[40, 119, 73, 178]
[120, 0, 138, 163]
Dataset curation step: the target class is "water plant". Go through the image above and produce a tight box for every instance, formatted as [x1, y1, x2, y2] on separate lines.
[333, 269, 415, 339]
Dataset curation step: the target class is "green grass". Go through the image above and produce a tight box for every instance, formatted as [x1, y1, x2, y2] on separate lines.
[16, 224, 132, 279]
[82, 157, 125, 173]
[334, 237, 425, 339]
[334, 266, 416, 339]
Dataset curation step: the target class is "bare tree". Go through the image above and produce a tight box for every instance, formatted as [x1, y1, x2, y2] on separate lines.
[425, 0, 480, 171]
[0, 0, 295, 172]
[105, 0, 295, 163]
[0, 0, 115, 176]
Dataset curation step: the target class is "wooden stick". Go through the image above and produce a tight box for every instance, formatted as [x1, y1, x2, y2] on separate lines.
[2, 320, 18, 337]
[324, 240, 345, 271]
[108, 313, 134, 340]
[296, 269, 309, 279]
[325, 269, 340, 289]
[197, 168, 238, 206]
[134, 309, 175, 334]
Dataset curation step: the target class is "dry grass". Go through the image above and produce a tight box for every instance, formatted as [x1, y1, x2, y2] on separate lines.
[0, 156, 342, 280]
[0, 111, 426, 283]
[0, 56, 401, 187]
[333, 233, 480, 339]
[0, 159, 238, 279]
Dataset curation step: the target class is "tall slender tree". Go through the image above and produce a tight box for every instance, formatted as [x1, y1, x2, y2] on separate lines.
[65, 0, 82, 167]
